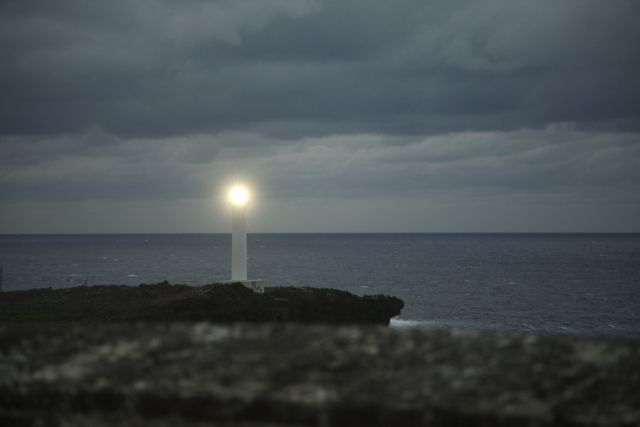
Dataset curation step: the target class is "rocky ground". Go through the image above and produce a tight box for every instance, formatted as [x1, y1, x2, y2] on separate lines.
[0, 323, 639, 426]
[0, 282, 404, 324]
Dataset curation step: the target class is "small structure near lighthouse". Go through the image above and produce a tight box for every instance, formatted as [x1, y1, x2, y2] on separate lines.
[226, 184, 263, 293]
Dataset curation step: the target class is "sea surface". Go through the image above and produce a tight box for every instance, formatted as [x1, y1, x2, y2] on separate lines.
[1, 233, 639, 337]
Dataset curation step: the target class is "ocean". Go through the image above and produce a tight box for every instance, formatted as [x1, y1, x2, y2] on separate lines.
[1, 233, 639, 337]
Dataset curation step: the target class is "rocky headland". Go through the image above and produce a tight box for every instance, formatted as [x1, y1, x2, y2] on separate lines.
[0, 282, 404, 324]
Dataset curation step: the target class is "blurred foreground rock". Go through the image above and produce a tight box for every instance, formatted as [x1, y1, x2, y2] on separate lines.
[0, 282, 403, 324]
[1, 323, 639, 427]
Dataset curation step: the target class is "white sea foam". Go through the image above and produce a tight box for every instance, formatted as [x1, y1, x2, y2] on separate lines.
[391, 317, 511, 332]
[390, 318, 420, 328]
[390, 318, 444, 329]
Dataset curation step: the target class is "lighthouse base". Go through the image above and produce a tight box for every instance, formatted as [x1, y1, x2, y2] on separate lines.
[221, 279, 264, 294]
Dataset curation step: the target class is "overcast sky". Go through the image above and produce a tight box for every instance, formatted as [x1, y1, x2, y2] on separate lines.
[1, 0, 639, 233]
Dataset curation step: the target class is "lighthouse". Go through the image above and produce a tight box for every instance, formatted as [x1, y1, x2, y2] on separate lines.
[226, 184, 263, 293]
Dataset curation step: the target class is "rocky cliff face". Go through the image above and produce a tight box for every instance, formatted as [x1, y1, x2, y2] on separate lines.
[1, 323, 638, 427]
[0, 282, 404, 324]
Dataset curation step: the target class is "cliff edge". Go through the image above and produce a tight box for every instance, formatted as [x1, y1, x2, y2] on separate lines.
[0, 282, 404, 324]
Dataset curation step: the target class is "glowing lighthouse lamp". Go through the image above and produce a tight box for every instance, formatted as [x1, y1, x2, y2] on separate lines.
[226, 184, 263, 293]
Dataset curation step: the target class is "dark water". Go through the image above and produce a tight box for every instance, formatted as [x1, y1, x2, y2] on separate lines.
[1, 233, 639, 337]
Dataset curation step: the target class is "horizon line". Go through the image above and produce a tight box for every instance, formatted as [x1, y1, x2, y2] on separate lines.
[1, 231, 640, 236]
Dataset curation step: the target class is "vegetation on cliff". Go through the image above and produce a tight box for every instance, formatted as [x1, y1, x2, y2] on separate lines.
[0, 282, 403, 324]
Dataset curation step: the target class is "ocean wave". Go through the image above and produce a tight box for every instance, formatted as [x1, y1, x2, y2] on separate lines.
[390, 318, 443, 329]
[390, 317, 509, 332]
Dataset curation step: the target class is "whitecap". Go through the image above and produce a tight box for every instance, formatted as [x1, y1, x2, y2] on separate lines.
[390, 318, 443, 328]
[390, 318, 420, 328]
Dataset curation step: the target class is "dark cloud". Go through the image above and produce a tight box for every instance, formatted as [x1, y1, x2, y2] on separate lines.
[1, 0, 639, 137]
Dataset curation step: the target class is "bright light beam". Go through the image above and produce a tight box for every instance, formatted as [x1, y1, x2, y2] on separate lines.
[227, 184, 250, 207]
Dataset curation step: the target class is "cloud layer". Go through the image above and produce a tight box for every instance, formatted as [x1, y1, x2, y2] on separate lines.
[1, 0, 639, 232]
[2, 0, 639, 136]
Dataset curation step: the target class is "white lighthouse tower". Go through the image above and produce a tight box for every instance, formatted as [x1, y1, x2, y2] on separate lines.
[226, 184, 263, 293]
